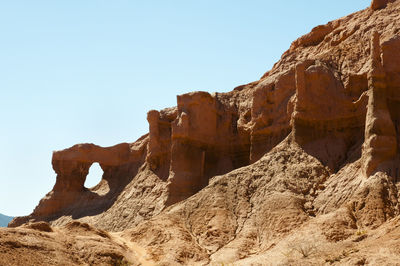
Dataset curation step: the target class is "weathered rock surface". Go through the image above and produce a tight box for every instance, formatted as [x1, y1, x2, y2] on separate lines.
[371, 0, 395, 10]
[5, 0, 400, 264]
[0, 221, 152, 265]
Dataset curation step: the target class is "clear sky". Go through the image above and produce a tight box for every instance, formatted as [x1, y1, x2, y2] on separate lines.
[0, 0, 369, 216]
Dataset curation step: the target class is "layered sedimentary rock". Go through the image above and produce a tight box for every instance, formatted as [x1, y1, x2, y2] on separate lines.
[11, 0, 400, 231]
[11, 139, 150, 228]
[147, 92, 252, 204]
[6, 1, 400, 264]
[362, 31, 398, 176]
[292, 59, 366, 172]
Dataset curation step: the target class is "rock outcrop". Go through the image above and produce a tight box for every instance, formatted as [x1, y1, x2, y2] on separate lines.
[11, 137, 153, 229]
[362, 31, 398, 176]
[371, 0, 395, 10]
[6, 0, 400, 265]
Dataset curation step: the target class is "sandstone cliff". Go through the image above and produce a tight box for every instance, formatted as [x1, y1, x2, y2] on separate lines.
[3, 0, 400, 265]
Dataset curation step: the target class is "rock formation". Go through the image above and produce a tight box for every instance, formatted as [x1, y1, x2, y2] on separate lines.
[362, 31, 397, 176]
[371, 0, 395, 10]
[4, 0, 400, 265]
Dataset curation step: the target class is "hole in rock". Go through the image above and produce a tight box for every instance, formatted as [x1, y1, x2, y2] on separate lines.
[84, 163, 103, 189]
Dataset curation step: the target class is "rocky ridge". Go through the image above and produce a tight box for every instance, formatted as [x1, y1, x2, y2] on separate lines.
[3, 0, 400, 264]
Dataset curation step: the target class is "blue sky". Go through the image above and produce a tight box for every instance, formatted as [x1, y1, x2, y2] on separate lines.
[0, 1, 369, 216]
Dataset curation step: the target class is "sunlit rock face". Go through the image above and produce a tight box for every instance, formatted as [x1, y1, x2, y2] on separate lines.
[370, 0, 395, 10]
[7, 2, 400, 264]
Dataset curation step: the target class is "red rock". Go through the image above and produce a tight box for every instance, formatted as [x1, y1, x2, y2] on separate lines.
[371, 0, 392, 10]
[6, 2, 400, 264]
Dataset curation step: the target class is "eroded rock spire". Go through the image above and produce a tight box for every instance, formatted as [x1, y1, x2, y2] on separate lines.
[362, 31, 397, 176]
